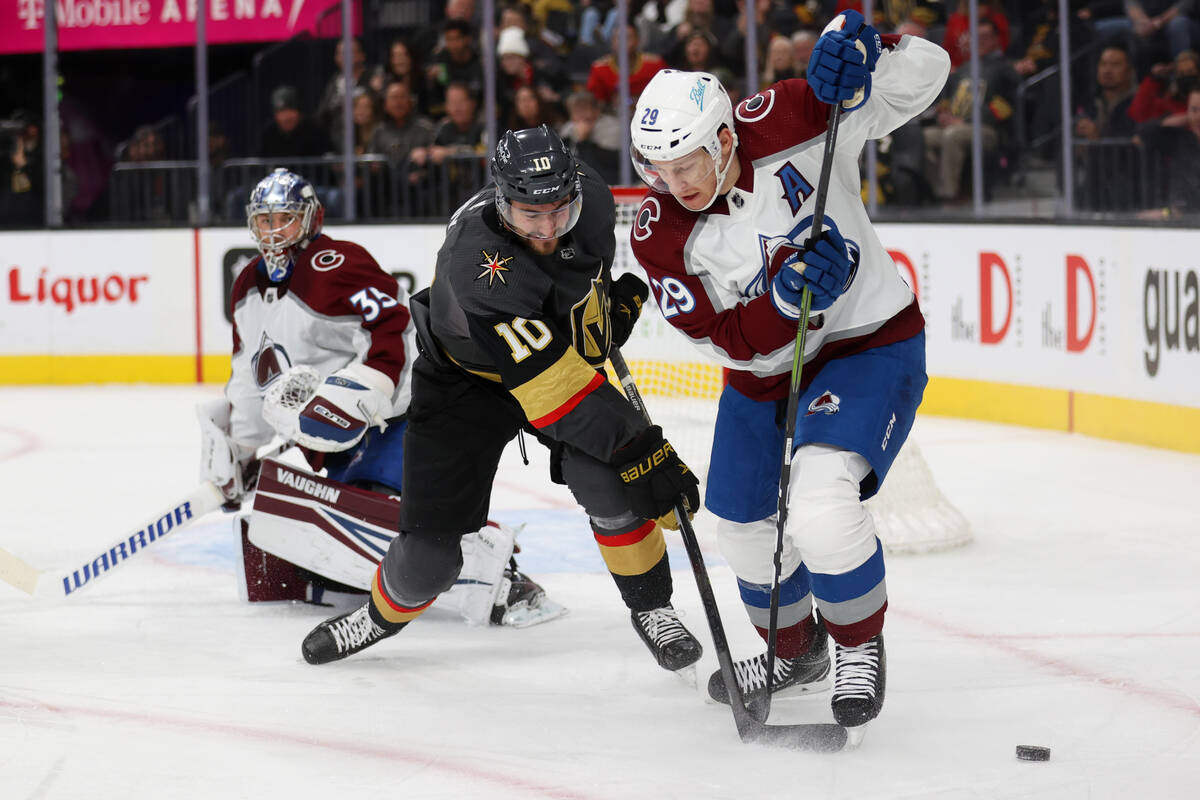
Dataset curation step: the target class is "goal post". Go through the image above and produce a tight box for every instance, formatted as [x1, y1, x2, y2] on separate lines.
[609, 186, 972, 554]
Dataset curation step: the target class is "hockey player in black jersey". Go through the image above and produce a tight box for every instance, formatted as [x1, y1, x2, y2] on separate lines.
[301, 125, 704, 674]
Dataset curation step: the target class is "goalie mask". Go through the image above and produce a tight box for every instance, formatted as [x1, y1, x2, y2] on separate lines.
[630, 70, 737, 212]
[491, 125, 583, 241]
[246, 168, 324, 282]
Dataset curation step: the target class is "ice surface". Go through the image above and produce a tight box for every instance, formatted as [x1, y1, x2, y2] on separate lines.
[2, 386, 1198, 799]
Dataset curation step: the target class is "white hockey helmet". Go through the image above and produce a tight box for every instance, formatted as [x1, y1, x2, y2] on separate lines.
[630, 69, 737, 211]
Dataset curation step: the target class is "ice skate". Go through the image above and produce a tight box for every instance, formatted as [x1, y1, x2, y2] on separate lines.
[831, 633, 886, 745]
[631, 604, 703, 672]
[490, 560, 568, 628]
[707, 621, 830, 716]
[301, 602, 401, 665]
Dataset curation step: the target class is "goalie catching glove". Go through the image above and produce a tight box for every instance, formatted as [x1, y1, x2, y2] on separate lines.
[613, 425, 700, 530]
[263, 363, 395, 452]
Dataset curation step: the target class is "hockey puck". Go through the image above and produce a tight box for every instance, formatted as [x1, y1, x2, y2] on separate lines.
[1016, 745, 1051, 761]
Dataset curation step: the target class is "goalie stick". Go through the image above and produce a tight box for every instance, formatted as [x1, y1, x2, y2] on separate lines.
[0, 442, 288, 598]
[609, 346, 847, 752]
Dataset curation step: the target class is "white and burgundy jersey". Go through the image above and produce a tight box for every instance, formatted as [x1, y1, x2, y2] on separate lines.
[630, 35, 950, 402]
[226, 234, 415, 452]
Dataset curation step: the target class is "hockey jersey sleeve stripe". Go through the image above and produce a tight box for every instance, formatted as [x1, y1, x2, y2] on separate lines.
[512, 352, 607, 428]
[593, 520, 667, 577]
[371, 567, 436, 624]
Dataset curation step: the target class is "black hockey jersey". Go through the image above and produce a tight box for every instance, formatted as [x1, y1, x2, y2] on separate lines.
[411, 163, 646, 463]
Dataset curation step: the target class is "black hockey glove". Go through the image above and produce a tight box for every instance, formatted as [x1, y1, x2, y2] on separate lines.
[609, 273, 649, 348]
[613, 425, 700, 530]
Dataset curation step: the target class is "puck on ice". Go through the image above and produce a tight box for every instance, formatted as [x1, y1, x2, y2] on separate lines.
[1016, 745, 1050, 761]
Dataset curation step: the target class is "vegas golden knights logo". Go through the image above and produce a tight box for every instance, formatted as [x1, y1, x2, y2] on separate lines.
[569, 273, 610, 364]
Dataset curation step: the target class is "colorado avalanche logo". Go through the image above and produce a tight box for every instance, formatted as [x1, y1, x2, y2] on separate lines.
[806, 391, 841, 416]
[633, 197, 661, 242]
[311, 249, 345, 272]
[251, 331, 292, 389]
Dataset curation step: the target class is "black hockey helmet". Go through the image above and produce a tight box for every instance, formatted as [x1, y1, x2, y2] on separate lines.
[491, 125, 583, 240]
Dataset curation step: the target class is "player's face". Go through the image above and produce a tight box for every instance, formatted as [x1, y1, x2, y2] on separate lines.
[508, 198, 572, 253]
[651, 147, 719, 211]
[252, 211, 304, 249]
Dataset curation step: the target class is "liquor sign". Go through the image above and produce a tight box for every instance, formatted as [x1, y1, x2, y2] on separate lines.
[1, 0, 360, 54]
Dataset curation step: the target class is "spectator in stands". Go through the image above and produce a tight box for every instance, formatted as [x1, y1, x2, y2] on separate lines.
[121, 125, 170, 222]
[559, 89, 622, 184]
[1089, 1, 1200, 72]
[1141, 85, 1200, 213]
[372, 39, 430, 118]
[411, 80, 487, 211]
[587, 22, 668, 110]
[761, 34, 800, 87]
[720, 0, 799, 73]
[0, 109, 44, 227]
[499, 2, 569, 95]
[674, 29, 736, 90]
[1076, 45, 1138, 140]
[791, 30, 817, 78]
[942, 0, 1011, 69]
[923, 18, 1019, 202]
[664, 0, 735, 66]
[370, 81, 436, 168]
[258, 86, 335, 161]
[427, 20, 485, 119]
[334, 87, 382, 156]
[578, 0, 619, 47]
[1130, 49, 1199, 123]
[412, 82, 487, 169]
[317, 38, 377, 146]
[510, 85, 562, 132]
[497, 26, 561, 120]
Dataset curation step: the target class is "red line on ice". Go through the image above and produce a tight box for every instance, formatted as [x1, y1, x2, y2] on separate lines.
[897, 608, 1200, 719]
[0, 696, 602, 800]
[0, 425, 40, 462]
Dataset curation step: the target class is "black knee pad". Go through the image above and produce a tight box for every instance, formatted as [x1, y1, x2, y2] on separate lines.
[380, 531, 464, 605]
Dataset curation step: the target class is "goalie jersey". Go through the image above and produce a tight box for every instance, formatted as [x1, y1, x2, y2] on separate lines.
[630, 35, 950, 402]
[410, 162, 648, 462]
[226, 235, 416, 453]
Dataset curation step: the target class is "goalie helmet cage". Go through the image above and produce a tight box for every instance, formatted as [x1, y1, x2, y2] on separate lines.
[609, 186, 972, 554]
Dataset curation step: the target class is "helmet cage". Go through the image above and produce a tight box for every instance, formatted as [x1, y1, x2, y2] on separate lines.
[246, 169, 322, 281]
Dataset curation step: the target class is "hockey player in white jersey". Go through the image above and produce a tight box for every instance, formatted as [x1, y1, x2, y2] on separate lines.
[198, 168, 562, 627]
[628, 13, 949, 735]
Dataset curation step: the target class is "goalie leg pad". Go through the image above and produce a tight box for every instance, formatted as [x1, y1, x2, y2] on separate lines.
[432, 522, 515, 625]
[235, 516, 311, 603]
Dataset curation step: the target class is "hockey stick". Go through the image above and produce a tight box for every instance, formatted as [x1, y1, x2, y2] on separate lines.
[0, 442, 290, 599]
[761, 101, 844, 722]
[609, 346, 846, 751]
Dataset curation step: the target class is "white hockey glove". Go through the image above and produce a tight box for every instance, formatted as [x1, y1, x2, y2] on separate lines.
[197, 397, 253, 503]
[293, 363, 394, 453]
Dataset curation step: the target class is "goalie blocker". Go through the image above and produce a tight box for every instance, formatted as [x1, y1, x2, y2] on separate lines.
[241, 458, 566, 627]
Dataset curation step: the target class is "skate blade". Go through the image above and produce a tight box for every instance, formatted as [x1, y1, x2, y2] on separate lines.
[498, 597, 569, 628]
[845, 723, 870, 748]
[672, 664, 698, 688]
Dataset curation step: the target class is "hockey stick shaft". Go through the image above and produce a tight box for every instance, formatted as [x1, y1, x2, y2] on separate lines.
[609, 347, 845, 751]
[763, 101, 843, 719]
[0, 443, 289, 598]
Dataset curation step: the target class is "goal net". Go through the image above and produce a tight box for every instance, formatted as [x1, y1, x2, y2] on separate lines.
[609, 186, 971, 554]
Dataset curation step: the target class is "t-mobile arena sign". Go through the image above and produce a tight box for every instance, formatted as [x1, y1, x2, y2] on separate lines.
[2, 0, 360, 54]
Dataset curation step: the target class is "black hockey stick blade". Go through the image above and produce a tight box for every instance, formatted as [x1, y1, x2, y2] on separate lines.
[609, 347, 847, 752]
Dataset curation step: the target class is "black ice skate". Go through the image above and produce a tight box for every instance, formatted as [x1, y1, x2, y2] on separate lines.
[301, 602, 401, 665]
[831, 633, 886, 737]
[489, 559, 568, 628]
[707, 620, 830, 716]
[631, 604, 703, 671]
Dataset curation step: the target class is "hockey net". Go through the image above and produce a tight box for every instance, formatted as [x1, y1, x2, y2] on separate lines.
[610, 186, 971, 554]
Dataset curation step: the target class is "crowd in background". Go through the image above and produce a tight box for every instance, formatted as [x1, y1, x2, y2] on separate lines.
[2, 0, 1199, 225]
